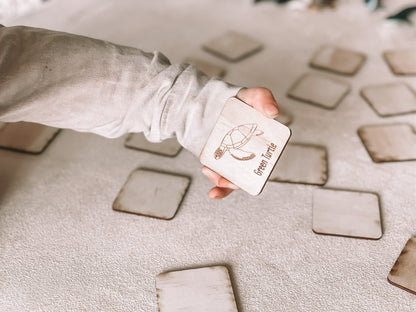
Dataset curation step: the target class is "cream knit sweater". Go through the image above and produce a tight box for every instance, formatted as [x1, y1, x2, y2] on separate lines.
[0, 25, 241, 156]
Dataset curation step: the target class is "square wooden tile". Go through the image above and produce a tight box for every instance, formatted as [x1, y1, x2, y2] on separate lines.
[124, 133, 182, 157]
[0, 122, 60, 154]
[269, 143, 327, 185]
[185, 57, 226, 78]
[388, 237, 416, 295]
[112, 168, 190, 220]
[384, 50, 416, 75]
[156, 266, 238, 312]
[203, 31, 263, 62]
[200, 97, 291, 196]
[312, 188, 382, 240]
[358, 124, 416, 163]
[310, 45, 366, 75]
[287, 73, 350, 109]
[360, 83, 416, 117]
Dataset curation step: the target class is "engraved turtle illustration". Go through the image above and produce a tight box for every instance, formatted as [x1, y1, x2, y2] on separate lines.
[214, 123, 263, 161]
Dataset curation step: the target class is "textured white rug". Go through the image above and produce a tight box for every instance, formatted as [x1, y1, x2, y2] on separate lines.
[1, 0, 416, 311]
[0, 0, 48, 21]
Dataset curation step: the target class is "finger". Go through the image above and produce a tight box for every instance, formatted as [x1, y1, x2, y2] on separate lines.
[202, 167, 239, 189]
[208, 187, 235, 199]
[237, 87, 279, 119]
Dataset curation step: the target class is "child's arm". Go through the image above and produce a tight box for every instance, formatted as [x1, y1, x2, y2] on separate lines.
[0, 25, 279, 198]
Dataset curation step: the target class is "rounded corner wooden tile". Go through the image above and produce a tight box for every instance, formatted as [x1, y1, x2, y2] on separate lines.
[269, 142, 328, 186]
[112, 168, 191, 220]
[312, 188, 382, 240]
[388, 237, 416, 295]
[287, 73, 350, 109]
[357, 123, 416, 163]
[360, 83, 416, 117]
[202, 31, 263, 62]
[200, 97, 291, 196]
[0, 122, 60, 154]
[384, 50, 416, 76]
[124, 133, 182, 157]
[156, 265, 238, 312]
[185, 57, 226, 78]
[310, 45, 366, 76]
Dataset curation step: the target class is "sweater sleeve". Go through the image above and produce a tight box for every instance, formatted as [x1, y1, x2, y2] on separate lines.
[0, 25, 241, 156]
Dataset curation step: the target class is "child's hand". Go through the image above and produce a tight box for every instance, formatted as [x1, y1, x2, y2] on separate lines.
[201, 87, 279, 199]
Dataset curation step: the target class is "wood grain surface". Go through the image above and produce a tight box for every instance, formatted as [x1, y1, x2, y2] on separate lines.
[112, 168, 190, 220]
[185, 57, 226, 78]
[384, 50, 416, 75]
[269, 143, 327, 185]
[358, 123, 416, 163]
[156, 266, 238, 312]
[200, 97, 291, 195]
[360, 82, 416, 117]
[310, 45, 366, 75]
[287, 73, 350, 109]
[388, 237, 416, 295]
[125, 133, 182, 157]
[312, 188, 382, 240]
[203, 31, 262, 62]
[0, 122, 60, 154]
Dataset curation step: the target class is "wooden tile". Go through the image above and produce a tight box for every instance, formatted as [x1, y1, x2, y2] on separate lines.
[200, 97, 291, 196]
[358, 124, 416, 163]
[185, 57, 226, 78]
[312, 188, 382, 240]
[361, 83, 416, 117]
[388, 237, 416, 295]
[125, 133, 182, 157]
[287, 73, 350, 109]
[269, 143, 327, 185]
[0, 122, 60, 154]
[156, 266, 238, 312]
[275, 109, 293, 126]
[384, 50, 416, 75]
[203, 31, 263, 62]
[112, 168, 190, 220]
[310, 45, 366, 75]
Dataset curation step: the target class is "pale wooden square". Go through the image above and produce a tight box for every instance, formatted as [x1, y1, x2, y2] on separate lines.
[310, 45, 366, 75]
[287, 73, 350, 109]
[384, 50, 416, 75]
[200, 97, 291, 196]
[312, 188, 382, 240]
[203, 31, 263, 62]
[0, 122, 60, 154]
[388, 237, 416, 295]
[361, 83, 416, 117]
[185, 57, 226, 78]
[112, 169, 190, 220]
[156, 266, 238, 312]
[269, 143, 327, 185]
[358, 124, 416, 163]
[125, 133, 182, 157]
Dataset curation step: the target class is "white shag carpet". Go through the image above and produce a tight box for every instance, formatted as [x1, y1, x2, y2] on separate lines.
[1, 0, 416, 311]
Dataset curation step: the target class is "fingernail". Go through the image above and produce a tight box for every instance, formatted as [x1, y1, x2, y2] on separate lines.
[266, 107, 279, 118]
